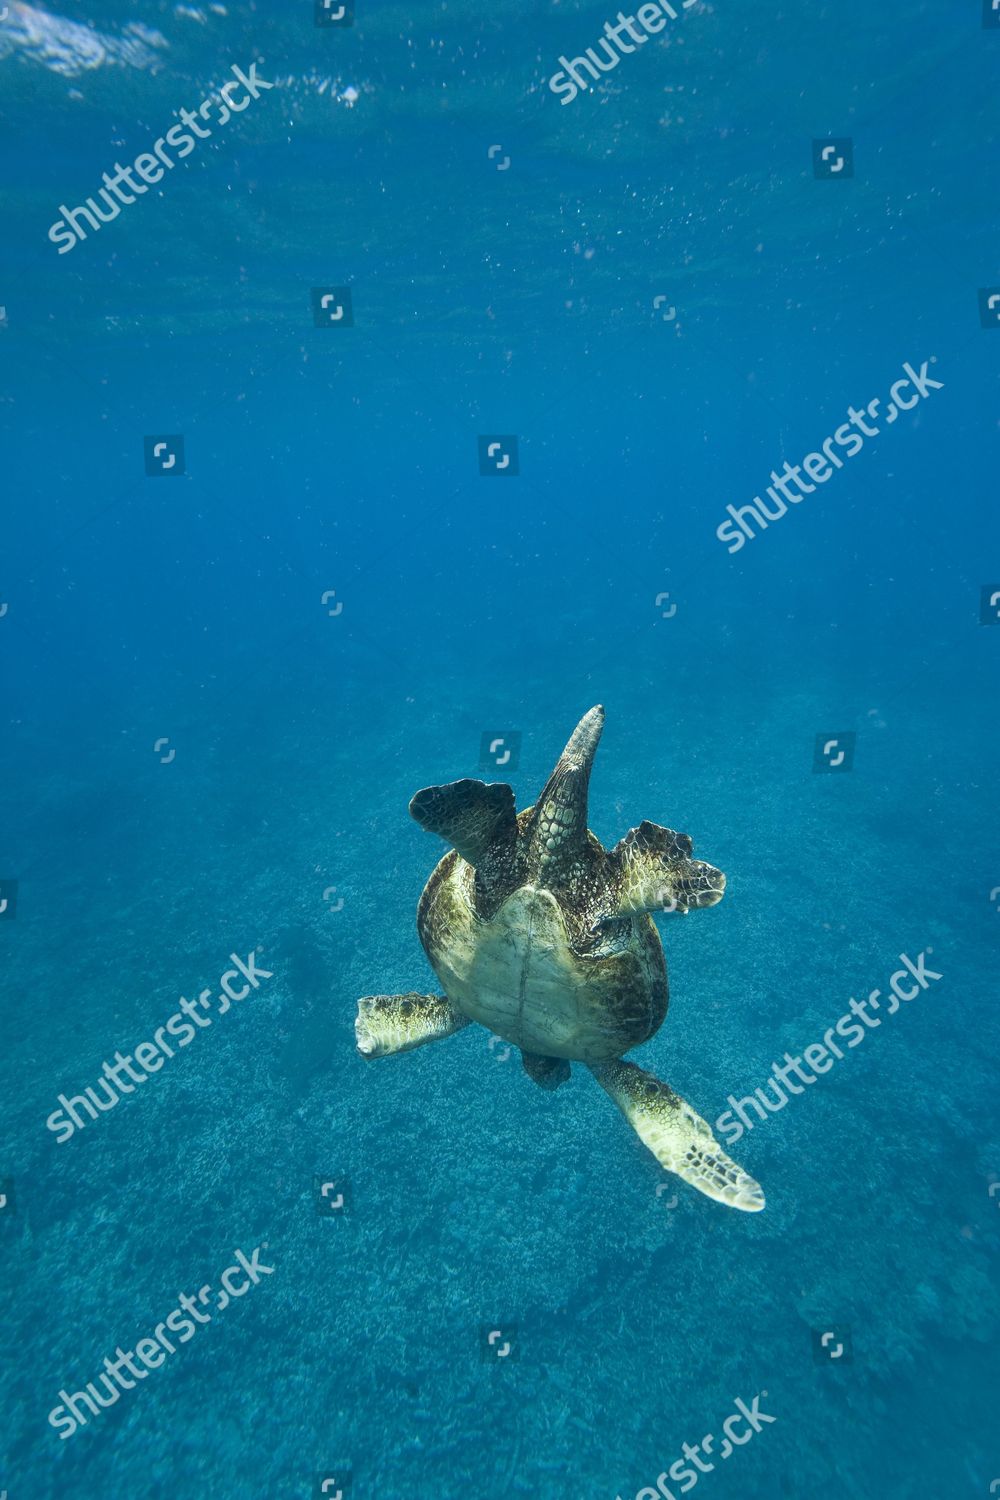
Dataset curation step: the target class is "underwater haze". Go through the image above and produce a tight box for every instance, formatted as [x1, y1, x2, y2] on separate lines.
[1, 0, 999, 1496]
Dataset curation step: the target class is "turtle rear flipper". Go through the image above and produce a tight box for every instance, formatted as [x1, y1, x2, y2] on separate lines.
[355, 993, 470, 1058]
[589, 1059, 765, 1212]
[602, 821, 726, 919]
[520, 1051, 571, 1091]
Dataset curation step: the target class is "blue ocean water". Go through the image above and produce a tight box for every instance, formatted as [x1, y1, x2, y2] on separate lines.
[1, 1, 999, 1496]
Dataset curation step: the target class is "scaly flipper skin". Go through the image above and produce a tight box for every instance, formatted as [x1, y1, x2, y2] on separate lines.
[524, 704, 605, 890]
[355, 993, 471, 1058]
[602, 821, 726, 919]
[589, 1058, 765, 1212]
[520, 1051, 571, 1090]
[409, 779, 518, 880]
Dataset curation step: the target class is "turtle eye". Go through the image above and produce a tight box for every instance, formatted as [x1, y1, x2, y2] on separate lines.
[400, 999, 413, 1016]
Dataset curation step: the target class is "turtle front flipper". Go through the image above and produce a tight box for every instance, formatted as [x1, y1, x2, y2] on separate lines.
[601, 821, 726, 919]
[355, 993, 470, 1058]
[588, 1059, 764, 1212]
[409, 779, 517, 869]
[520, 1051, 571, 1091]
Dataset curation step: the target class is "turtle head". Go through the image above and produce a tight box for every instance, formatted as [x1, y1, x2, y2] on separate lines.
[524, 705, 604, 884]
[602, 820, 726, 921]
[651, 833, 727, 914]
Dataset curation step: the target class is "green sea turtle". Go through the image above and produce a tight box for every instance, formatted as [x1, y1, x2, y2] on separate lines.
[355, 706, 764, 1211]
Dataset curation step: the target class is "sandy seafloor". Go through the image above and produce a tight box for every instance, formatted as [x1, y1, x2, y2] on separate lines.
[3, 638, 998, 1498]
